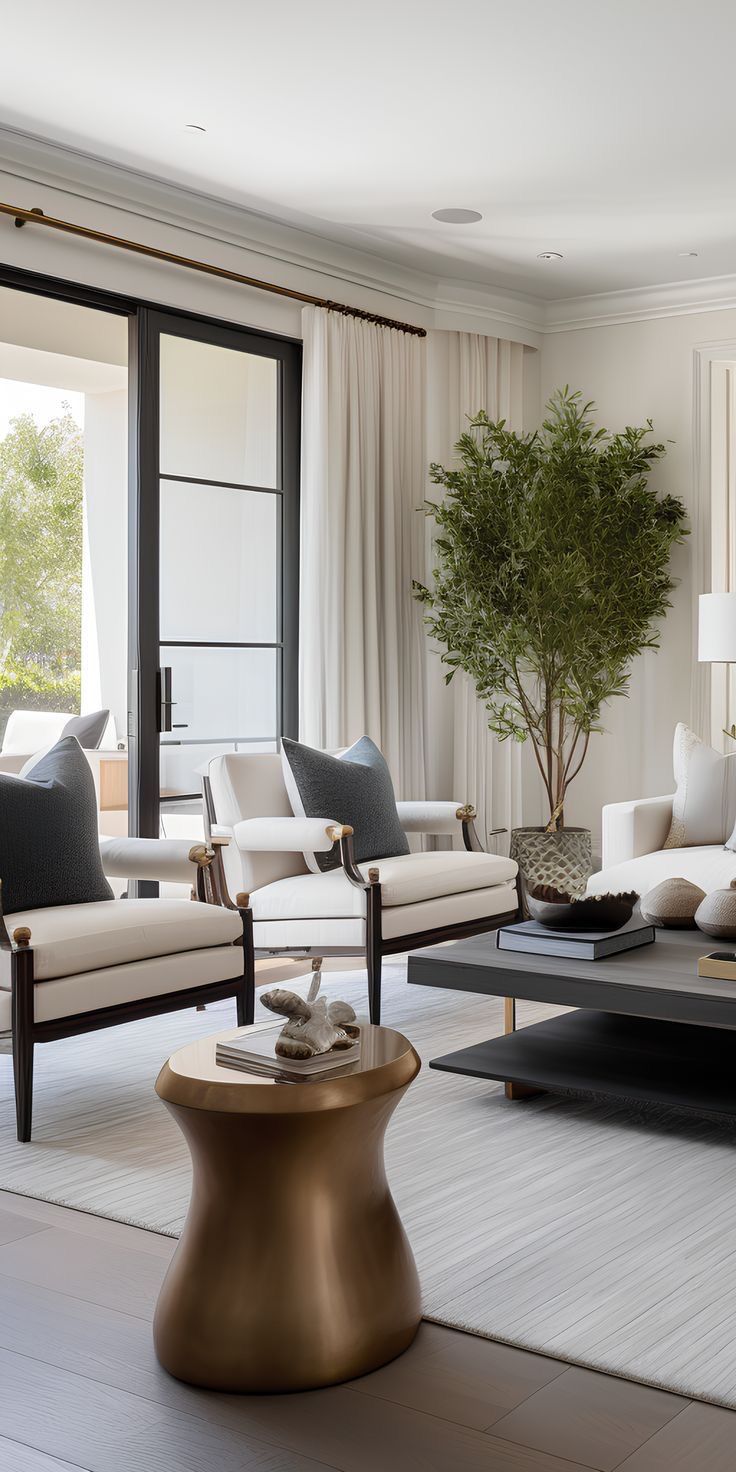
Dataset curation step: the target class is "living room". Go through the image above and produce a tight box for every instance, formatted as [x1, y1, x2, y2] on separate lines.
[1, 2, 736, 1468]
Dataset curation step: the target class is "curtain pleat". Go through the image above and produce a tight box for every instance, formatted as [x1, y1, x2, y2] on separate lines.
[299, 307, 426, 799]
[446, 333, 526, 845]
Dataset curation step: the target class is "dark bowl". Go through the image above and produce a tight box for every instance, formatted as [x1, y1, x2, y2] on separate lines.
[525, 884, 639, 932]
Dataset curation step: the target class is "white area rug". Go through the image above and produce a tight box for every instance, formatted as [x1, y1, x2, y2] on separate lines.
[1, 962, 735, 1409]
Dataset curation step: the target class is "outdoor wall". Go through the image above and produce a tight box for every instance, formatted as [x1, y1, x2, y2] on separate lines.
[540, 305, 736, 847]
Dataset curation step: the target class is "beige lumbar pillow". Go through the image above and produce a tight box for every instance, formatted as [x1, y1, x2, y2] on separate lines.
[640, 877, 706, 929]
[695, 882, 736, 938]
[664, 723, 736, 848]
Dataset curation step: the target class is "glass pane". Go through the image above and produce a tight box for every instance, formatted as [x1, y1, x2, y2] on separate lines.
[160, 335, 278, 487]
[160, 480, 279, 643]
[162, 646, 277, 742]
[160, 740, 278, 803]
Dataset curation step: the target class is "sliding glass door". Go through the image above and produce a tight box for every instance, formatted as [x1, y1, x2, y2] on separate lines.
[129, 310, 300, 842]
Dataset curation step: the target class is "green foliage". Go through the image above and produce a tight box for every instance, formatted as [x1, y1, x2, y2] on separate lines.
[0, 407, 83, 738]
[414, 388, 688, 830]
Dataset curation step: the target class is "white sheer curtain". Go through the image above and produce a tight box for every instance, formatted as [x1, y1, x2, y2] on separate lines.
[299, 306, 427, 798]
[445, 333, 526, 842]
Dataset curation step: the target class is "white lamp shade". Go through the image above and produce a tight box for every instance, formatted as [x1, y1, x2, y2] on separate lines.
[698, 592, 736, 662]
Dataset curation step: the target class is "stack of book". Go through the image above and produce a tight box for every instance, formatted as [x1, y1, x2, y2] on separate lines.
[496, 918, 655, 960]
[216, 1023, 361, 1082]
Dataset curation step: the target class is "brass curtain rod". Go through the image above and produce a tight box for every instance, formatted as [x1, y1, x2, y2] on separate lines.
[0, 201, 427, 337]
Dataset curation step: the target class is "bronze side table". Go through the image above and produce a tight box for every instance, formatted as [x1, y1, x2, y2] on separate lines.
[153, 1022, 421, 1393]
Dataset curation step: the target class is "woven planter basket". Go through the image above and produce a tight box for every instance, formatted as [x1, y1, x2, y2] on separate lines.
[510, 826, 593, 915]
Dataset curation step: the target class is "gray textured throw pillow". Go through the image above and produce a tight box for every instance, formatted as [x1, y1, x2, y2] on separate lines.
[61, 708, 109, 750]
[0, 736, 113, 914]
[281, 736, 409, 874]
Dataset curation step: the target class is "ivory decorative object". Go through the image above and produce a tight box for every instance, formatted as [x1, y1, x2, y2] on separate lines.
[640, 878, 706, 929]
[695, 881, 736, 939]
[261, 971, 358, 1059]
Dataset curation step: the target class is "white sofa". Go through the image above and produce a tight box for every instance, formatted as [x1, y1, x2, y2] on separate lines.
[587, 793, 736, 898]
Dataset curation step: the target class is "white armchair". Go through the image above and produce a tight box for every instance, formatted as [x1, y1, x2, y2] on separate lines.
[203, 752, 519, 1023]
[2, 837, 251, 1141]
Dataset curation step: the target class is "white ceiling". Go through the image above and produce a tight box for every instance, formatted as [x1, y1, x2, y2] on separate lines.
[2, 0, 736, 300]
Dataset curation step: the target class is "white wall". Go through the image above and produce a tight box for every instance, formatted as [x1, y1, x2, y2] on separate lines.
[540, 307, 736, 846]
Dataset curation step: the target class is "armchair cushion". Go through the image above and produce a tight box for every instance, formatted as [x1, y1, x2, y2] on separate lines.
[0, 737, 113, 915]
[0, 898, 242, 985]
[0, 945, 243, 1031]
[281, 735, 409, 874]
[251, 850, 517, 922]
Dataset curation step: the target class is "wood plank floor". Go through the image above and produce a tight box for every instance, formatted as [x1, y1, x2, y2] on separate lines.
[0, 1188, 732, 1472]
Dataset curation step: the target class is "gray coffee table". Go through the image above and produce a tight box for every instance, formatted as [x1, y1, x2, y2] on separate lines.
[407, 928, 736, 1118]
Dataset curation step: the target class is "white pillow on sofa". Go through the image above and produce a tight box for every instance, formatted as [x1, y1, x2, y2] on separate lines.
[664, 723, 736, 848]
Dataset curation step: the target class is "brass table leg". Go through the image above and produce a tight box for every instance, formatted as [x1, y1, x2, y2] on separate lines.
[503, 995, 544, 1101]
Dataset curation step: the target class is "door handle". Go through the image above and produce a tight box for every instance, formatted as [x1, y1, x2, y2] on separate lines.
[157, 667, 175, 733]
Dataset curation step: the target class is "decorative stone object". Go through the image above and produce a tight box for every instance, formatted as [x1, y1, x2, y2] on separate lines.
[260, 970, 359, 1060]
[695, 881, 736, 939]
[640, 877, 706, 929]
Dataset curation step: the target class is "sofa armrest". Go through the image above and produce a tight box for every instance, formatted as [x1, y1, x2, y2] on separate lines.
[231, 816, 338, 853]
[99, 836, 214, 884]
[601, 795, 675, 869]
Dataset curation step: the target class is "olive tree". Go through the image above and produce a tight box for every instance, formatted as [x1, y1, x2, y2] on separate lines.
[415, 388, 688, 831]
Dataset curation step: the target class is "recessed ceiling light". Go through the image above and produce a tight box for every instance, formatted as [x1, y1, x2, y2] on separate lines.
[185, 123, 207, 133]
[431, 208, 483, 224]
[678, 250, 699, 257]
[537, 251, 563, 261]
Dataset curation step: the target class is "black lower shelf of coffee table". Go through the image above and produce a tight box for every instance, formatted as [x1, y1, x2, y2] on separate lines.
[430, 1009, 736, 1118]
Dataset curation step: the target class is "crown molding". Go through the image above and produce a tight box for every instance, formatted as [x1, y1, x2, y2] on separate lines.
[3, 128, 736, 340]
[0, 127, 545, 342]
[544, 274, 736, 332]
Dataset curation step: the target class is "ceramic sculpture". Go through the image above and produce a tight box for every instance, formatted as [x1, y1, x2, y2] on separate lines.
[261, 970, 359, 1059]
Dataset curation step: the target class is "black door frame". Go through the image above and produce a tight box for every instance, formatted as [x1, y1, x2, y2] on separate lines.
[0, 262, 302, 841]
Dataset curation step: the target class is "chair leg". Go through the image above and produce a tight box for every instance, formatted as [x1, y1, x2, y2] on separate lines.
[13, 1032, 33, 1144]
[11, 948, 34, 1143]
[238, 904, 256, 1027]
[367, 942, 382, 1025]
[366, 878, 383, 1025]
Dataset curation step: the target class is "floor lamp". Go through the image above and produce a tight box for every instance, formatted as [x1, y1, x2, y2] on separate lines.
[699, 592, 736, 741]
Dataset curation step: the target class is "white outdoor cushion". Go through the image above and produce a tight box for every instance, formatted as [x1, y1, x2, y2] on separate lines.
[0, 899, 242, 986]
[250, 850, 517, 923]
[587, 845, 736, 902]
[252, 881, 518, 950]
[1, 710, 69, 755]
[0, 944, 243, 1031]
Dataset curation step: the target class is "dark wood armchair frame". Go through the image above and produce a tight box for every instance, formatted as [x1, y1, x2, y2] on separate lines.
[1, 844, 255, 1142]
[203, 775, 520, 1027]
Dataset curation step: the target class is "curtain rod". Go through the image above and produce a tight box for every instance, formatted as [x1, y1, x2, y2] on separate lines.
[0, 201, 427, 338]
